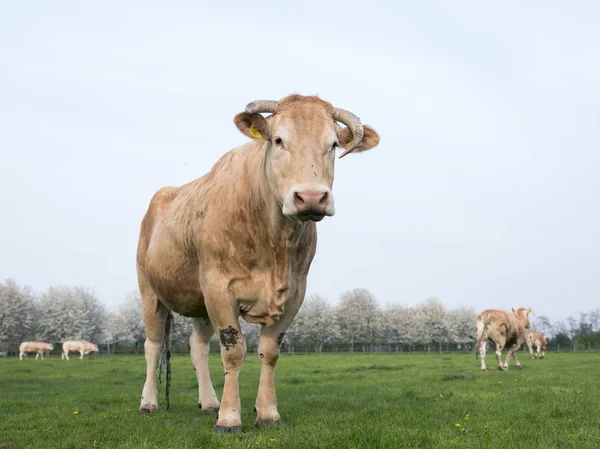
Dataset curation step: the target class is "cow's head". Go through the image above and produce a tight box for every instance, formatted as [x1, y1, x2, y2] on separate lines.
[512, 307, 533, 329]
[46, 344, 54, 351]
[89, 343, 99, 353]
[543, 334, 550, 343]
[234, 95, 380, 222]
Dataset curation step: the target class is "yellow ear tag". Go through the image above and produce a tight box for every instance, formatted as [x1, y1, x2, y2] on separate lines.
[249, 126, 263, 139]
[347, 140, 363, 148]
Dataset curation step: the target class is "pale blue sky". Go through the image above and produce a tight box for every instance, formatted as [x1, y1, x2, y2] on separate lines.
[1, 2, 598, 322]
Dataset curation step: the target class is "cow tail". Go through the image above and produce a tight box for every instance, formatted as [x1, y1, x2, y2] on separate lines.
[158, 310, 174, 411]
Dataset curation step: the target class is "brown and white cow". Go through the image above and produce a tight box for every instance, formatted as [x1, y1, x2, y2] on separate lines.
[474, 307, 532, 371]
[61, 340, 99, 360]
[527, 331, 550, 359]
[136, 95, 380, 432]
[19, 342, 54, 360]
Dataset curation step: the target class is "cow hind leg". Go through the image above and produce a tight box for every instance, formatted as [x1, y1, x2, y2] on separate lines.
[190, 317, 220, 414]
[512, 350, 522, 368]
[35, 353, 40, 360]
[503, 345, 519, 370]
[479, 341, 488, 371]
[139, 287, 169, 414]
[495, 343, 505, 370]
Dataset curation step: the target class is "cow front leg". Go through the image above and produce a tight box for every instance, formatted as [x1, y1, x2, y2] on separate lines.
[79, 350, 85, 360]
[190, 317, 220, 414]
[35, 353, 40, 360]
[255, 332, 282, 427]
[255, 290, 305, 428]
[206, 298, 246, 433]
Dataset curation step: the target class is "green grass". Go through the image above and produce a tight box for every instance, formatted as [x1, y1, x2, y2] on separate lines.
[1, 352, 599, 448]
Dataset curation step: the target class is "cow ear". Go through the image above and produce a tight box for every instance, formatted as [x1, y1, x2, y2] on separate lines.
[511, 307, 516, 313]
[337, 125, 380, 153]
[234, 112, 271, 141]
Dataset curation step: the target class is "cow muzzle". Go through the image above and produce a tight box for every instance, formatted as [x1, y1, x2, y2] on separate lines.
[282, 186, 335, 221]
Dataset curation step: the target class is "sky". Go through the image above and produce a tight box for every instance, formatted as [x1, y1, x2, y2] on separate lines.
[1, 2, 599, 323]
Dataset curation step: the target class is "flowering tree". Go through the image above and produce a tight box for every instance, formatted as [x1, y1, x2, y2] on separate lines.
[0, 279, 37, 346]
[293, 294, 339, 352]
[383, 305, 419, 350]
[447, 306, 476, 347]
[36, 286, 106, 343]
[336, 288, 381, 351]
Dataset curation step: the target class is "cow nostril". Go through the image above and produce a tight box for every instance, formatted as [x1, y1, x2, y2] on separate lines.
[294, 192, 304, 205]
[319, 192, 328, 205]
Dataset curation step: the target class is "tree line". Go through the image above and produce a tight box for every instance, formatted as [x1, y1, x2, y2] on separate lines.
[1, 279, 599, 354]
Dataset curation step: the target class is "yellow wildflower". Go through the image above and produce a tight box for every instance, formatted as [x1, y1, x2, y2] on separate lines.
[73, 411, 79, 415]
[455, 423, 462, 428]
[439, 394, 444, 399]
[483, 425, 488, 429]
[498, 381, 503, 384]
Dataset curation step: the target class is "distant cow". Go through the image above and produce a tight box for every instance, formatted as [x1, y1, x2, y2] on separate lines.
[136, 94, 380, 432]
[62, 340, 99, 360]
[19, 342, 54, 360]
[475, 307, 532, 371]
[527, 331, 550, 359]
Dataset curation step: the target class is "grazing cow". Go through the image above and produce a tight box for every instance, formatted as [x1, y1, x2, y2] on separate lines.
[19, 342, 53, 360]
[474, 307, 532, 371]
[136, 95, 380, 432]
[62, 340, 99, 360]
[527, 331, 550, 359]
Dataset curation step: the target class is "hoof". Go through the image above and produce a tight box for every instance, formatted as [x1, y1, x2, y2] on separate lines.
[481, 368, 487, 372]
[139, 405, 158, 414]
[255, 419, 282, 428]
[214, 425, 242, 434]
[201, 407, 219, 416]
[516, 365, 522, 369]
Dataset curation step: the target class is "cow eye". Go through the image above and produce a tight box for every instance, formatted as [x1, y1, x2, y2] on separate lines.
[274, 137, 283, 146]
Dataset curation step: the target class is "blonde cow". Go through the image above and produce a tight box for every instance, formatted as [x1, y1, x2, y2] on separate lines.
[475, 307, 532, 371]
[62, 340, 99, 360]
[527, 331, 550, 359]
[19, 342, 54, 360]
[136, 94, 380, 432]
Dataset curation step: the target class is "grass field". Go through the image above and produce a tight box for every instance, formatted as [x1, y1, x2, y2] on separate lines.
[1, 352, 599, 449]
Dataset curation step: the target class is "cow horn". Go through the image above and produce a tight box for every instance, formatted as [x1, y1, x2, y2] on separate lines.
[333, 107, 364, 158]
[245, 100, 278, 115]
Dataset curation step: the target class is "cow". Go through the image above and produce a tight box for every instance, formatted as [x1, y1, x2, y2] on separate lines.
[19, 342, 54, 360]
[135, 94, 380, 432]
[61, 340, 99, 360]
[474, 307, 532, 371]
[527, 331, 550, 359]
